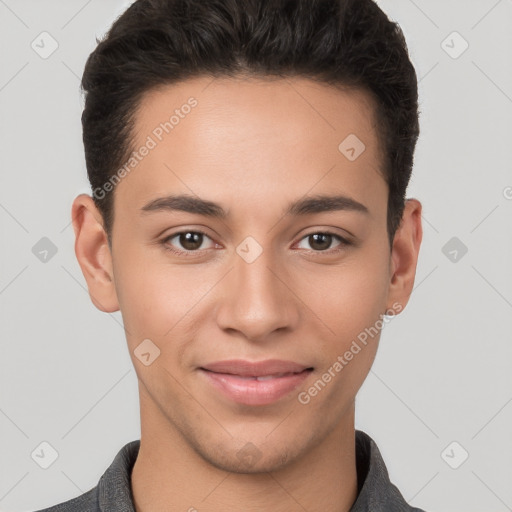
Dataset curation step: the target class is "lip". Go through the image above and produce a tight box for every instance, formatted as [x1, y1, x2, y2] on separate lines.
[199, 359, 314, 406]
[201, 359, 311, 377]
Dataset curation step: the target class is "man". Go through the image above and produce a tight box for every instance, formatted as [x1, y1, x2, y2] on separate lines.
[37, 0, 425, 510]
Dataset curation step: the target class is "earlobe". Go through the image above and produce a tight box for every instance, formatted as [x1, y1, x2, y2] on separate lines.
[386, 198, 423, 313]
[71, 194, 120, 313]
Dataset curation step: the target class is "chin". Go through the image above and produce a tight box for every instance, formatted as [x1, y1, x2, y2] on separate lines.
[202, 443, 295, 474]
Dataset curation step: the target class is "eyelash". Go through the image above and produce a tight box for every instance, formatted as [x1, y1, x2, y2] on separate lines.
[160, 230, 352, 257]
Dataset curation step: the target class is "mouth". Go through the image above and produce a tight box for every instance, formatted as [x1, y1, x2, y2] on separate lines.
[198, 360, 314, 406]
[201, 371, 311, 382]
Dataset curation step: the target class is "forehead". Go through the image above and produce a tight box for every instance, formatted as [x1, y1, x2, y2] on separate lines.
[116, 76, 386, 215]
[133, 75, 381, 151]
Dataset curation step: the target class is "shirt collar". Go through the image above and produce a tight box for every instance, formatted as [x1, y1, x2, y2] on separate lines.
[350, 430, 423, 511]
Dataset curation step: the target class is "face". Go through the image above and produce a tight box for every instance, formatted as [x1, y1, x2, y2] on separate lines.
[73, 76, 421, 473]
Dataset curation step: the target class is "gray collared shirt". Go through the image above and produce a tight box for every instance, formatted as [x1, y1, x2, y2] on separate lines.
[35, 430, 426, 512]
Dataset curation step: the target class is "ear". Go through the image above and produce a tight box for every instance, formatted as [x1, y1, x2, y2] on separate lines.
[71, 194, 120, 313]
[386, 198, 423, 313]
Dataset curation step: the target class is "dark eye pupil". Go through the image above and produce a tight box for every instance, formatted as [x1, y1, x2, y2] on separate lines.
[309, 233, 332, 251]
[180, 232, 203, 250]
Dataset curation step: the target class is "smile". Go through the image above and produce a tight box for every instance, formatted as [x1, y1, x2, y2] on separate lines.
[199, 367, 313, 406]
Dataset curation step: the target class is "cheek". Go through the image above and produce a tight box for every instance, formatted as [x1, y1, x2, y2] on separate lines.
[298, 272, 387, 416]
[306, 253, 390, 338]
[298, 247, 390, 383]
[112, 247, 214, 354]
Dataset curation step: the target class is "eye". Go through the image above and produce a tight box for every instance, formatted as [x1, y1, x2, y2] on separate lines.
[160, 229, 352, 257]
[296, 232, 351, 253]
[162, 230, 216, 254]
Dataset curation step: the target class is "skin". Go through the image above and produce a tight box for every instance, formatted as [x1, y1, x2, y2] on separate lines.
[72, 75, 422, 512]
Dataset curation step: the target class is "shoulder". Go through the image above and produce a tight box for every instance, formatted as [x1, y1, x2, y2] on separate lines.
[33, 439, 140, 512]
[353, 430, 427, 512]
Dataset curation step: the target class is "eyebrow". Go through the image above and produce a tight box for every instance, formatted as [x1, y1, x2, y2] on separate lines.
[140, 193, 369, 218]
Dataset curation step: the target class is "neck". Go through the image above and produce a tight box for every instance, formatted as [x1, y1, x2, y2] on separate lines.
[131, 391, 359, 512]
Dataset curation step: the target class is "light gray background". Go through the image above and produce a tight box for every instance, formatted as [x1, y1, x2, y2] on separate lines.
[1, 1, 511, 511]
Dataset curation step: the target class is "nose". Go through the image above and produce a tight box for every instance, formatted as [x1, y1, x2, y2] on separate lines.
[215, 246, 300, 342]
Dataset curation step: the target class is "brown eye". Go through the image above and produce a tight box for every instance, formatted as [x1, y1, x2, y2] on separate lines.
[296, 232, 350, 252]
[178, 232, 203, 250]
[162, 231, 215, 253]
[308, 233, 333, 251]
